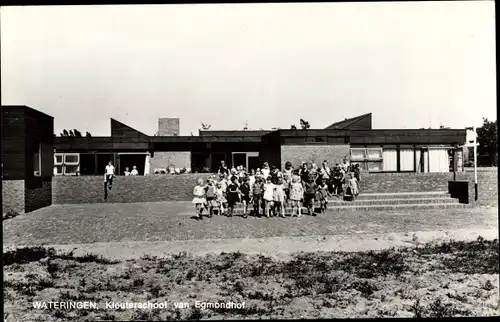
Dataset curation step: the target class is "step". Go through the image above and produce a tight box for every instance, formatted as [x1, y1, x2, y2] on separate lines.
[355, 191, 450, 200]
[208, 202, 467, 216]
[328, 198, 459, 206]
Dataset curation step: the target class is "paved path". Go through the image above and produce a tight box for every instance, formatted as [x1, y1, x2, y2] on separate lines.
[3, 202, 497, 247]
[9, 227, 496, 261]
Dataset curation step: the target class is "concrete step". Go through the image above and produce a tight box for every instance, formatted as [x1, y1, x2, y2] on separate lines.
[209, 201, 467, 216]
[328, 198, 459, 206]
[355, 191, 450, 200]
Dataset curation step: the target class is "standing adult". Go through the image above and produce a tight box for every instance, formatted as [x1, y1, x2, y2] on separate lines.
[105, 161, 115, 190]
[218, 160, 230, 176]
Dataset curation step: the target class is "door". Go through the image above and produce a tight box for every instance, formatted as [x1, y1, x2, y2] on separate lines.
[211, 153, 226, 172]
[248, 156, 260, 172]
[232, 153, 247, 169]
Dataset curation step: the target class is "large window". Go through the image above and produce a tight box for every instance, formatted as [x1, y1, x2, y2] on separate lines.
[350, 148, 383, 172]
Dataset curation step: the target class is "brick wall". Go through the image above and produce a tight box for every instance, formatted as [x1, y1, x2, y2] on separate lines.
[150, 152, 191, 171]
[52, 174, 212, 204]
[2, 180, 25, 213]
[280, 145, 350, 169]
[360, 170, 497, 206]
[158, 118, 180, 136]
[25, 176, 52, 213]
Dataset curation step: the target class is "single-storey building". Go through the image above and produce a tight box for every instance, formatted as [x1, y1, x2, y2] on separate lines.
[51, 112, 467, 175]
[1, 105, 54, 214]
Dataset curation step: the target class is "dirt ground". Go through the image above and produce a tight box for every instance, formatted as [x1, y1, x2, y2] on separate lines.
[3, 238, 499, 320]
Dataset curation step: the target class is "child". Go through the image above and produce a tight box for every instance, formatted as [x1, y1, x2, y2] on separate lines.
[263, 177, 275, 218]
[316, 179, 330, 213]
[192, 179, 206, 220]
[345, 172, 359, 201]
[289, 175, 304, 217]
[273, 177, 287, 218]
[124, 167, 131, 176]
[226, 176, 240, 217]
[248, 169, 256, 190]
[282, 161, 293, 199]
[261, 162, 271, 180]
[303, 175, 317, 216]
[131, 165, 139, 176]
[215, 182, 227, 216]
[240, 177, 252, 218]
[252, 176, 264, 217]
[205, 178, 217, 218]
[105, 161, 115, 190]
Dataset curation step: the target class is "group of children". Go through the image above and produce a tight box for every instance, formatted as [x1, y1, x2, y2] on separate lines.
[191, 160, 361, 220]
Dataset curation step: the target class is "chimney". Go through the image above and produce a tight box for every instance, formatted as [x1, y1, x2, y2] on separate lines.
[158, 118, 179, 136]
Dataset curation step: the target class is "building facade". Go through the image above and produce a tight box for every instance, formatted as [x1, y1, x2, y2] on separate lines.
[2, 106, 54, 213]
[51, 112, 466, 175]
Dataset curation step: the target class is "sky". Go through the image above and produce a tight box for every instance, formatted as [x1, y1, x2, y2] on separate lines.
[1, 2, 496, 136]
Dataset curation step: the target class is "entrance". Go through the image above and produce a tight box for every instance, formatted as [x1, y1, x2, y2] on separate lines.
[231, 152, 260, 171]
[211, 152, 226, 172]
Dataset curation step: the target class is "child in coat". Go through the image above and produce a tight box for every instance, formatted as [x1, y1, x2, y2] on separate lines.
[303, 176, 317, 216]
[226, 176, 240, 217]
[240, 176, 252, 218]
[251, 176, 264, 217]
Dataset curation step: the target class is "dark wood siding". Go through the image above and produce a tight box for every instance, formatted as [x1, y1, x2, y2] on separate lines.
[110, 118, 149, 141]
[348, 129, 466, 145]
[1, 106, 26, 180]
[24, 107, 54, 179]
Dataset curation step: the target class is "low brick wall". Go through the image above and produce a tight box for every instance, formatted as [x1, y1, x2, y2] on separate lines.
[53, 174, 212, 204]
[52, 170, 497, 206]
[25, 176, 52, 213]
[2, 180, 25, 214]
[360, 170, 497, 206]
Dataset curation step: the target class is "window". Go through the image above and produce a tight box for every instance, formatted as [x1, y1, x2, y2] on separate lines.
[54, 166, 64, 176]
[64, 154, 79, 164]
[350, 149, 366, 161]
[350, 148, 382, 172]
[55, 154, 63, 165]
[53, 153, 80, 176]
[33, 142, 41, 176]
[367, 149, 383, 160]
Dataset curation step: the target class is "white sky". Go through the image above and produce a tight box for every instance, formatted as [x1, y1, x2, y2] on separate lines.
[1, 2, 496, 136]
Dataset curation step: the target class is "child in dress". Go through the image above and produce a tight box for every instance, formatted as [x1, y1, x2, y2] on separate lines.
[192, 178, 206, 220]
[316, 179, 330, 213]
[215, 182, 227, 216]
[124, 167, 131, 176]
[345, 172, 359, 201]
[273, 177, 287, 218]
[205, 178, 217, 218]
[252, 176, 264, 217]
[248, 169, 256, 190]
[226, 176, 240, 217]
[240, 176, 252, 218]
[303, 175, 317, 216]
[261, 162, 271, 180]
[289, 175, 304, 217]
[263, 177, 275, 218]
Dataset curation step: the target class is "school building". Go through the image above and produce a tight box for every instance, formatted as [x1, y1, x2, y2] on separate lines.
[50, 111, 467, 176]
